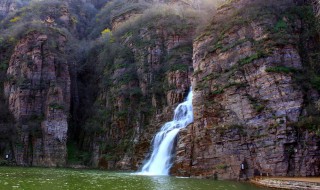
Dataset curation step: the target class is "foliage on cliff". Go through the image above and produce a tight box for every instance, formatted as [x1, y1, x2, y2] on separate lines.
[195, 0, 320, 131]
[0, 0, 100, 164]
[1, 0, 320, 170]
[75, 3, 202, 164]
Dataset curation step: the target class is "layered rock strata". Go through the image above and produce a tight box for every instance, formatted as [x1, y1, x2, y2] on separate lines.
[172, 0, 320, 179]
[4, 31, 71, 166]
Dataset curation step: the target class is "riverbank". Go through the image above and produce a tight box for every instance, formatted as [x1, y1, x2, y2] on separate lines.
[251, 177, 320, 190]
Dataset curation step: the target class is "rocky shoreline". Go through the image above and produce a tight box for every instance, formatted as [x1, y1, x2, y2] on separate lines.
[251, 177, 320, 190]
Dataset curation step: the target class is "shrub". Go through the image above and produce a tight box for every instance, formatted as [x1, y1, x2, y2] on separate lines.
[168, 64, 189, 72]
[67, 142, 91, 164]
[247, 95, 266, 113]
[310, 74, 320, 91]
[49, 103, 64, 110]
[266, 66, 297, 74]
[0, 62, 8, 71]
[216, 164, 228, 170]
[212, 89, 224, 95]
[238, 51, 267, 66]
[274, 19, 287, 32]
[9, 16, 21, 23]
[0, 160, 9, 166]
[101, 28, 112, 35]
[293, 116, 320, 133]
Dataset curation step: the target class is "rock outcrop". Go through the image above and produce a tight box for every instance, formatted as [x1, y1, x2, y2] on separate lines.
[86, 4, 196, 169]
[0, 0, 19, 18]
[111, 9, 142, 30]
[100, 28, 193, 170]
[4, 31, 71, 166]
[172, 0, 320, 179]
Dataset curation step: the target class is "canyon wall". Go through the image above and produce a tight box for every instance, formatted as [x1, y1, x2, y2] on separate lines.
[0, 0, 320, 180]
[3, 31, 71, 166]
[80, 2, 196, 169]
[172, 0, 320, 179]
[0, 0, 97, 166]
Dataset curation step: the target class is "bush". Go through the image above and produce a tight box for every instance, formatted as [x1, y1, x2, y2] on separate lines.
[0, 160, 9, 166]
[216, 164, 228, 170]
[9, 16, 21, 23]
[293, 116, 320, 134]
[238, 51, 267, 66]
[49, 103, 64, 110]
[67, 142, 91, 164]
[274, 19, 287, 32]
[266, 66, 297, 74]
[310, 74, 320, 91]
[0, 62, 8, 71]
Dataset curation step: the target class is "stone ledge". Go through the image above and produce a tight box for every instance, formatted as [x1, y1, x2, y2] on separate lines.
[251, 177, 320, 190]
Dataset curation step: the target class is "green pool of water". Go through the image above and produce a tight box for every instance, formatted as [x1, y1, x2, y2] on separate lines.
[0, 167, 270, 190]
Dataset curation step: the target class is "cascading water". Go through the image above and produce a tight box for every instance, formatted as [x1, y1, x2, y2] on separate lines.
[138, 88, 193, 176]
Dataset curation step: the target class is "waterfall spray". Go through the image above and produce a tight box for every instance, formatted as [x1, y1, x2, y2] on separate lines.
[137, 88, 193, 175]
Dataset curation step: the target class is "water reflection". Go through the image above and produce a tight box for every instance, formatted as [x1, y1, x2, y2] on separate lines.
[144, 175, 173, 190]
[133, 174, 271, 190]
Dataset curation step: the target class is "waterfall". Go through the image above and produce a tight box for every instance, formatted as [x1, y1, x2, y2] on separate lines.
[138, 88, 193, 175]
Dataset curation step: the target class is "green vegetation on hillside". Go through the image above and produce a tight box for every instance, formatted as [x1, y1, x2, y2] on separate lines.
[77, 3, 203, 161]
[1, 0, 319, 167]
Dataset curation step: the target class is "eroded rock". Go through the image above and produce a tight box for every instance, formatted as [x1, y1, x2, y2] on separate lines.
[4, 31, 70, 166]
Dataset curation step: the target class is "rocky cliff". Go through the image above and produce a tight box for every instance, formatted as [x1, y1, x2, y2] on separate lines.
[3, 31, 71, 166]
[0, 0, 320, 180]
[0, 0, 19, 18]
[0, 0, 101, 166]
[172, 0, 320, 179]
[76, 2, 197, 169]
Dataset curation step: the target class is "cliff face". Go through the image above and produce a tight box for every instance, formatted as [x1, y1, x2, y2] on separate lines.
[80, 4, 196, 169]
[172, 0, 320, 179]
[0, 0, 320, 180]
[0, 0, 102, 166]
[4, 31, 71, 166]
[0, 0, 19, 18]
